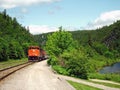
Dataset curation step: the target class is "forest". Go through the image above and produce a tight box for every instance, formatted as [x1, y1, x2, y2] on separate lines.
[0, 10, 36, 61]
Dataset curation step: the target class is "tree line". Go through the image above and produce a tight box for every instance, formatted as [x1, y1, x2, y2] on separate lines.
[0, 10, 36, 61]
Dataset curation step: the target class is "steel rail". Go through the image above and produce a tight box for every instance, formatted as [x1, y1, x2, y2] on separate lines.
[0, 62, 34, 81]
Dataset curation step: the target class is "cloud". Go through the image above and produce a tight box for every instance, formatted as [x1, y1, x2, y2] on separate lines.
[21, 8, 28, 14]
[0, 0, 60, 9]
[83, 10, 120, 30]
[28, 25, 58, 35]
[28, 25, 80, 35]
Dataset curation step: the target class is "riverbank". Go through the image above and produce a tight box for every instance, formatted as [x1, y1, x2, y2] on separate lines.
[88, 73, 120, 83]
[88, 58, 120, 83]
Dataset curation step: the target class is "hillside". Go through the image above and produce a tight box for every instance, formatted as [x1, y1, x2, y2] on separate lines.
[0, 10, 36, 61]
[34, 21, 120, 57]
[34, 32, 52, 47]
[71, 21, 120, 48]
[71, 21, 120, 57]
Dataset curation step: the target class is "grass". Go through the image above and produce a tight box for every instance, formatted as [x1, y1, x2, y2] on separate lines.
[0, 58, 28, 70]
[89, 80, 120, 89]
[67, 80, 101, 90]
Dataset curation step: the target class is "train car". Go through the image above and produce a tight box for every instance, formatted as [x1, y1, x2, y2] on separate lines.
[28, 46, 47, 61]
[40, 49, 46, 60]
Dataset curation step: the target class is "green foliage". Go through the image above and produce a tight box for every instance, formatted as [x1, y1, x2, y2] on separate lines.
[93, 43, 108, 55]
[61, 48, 90, 79]
[104, 51, 114, 58]
[46, 27, 75, 56]
[0, 38, 9, 61]
[68, 80, 101, 90]
[8, 41, 24, 59]
[45, 27, 91, 78]
[71, 21, 120, 58]
[52, 65, 69, 75]
[0, 10, 36, 61]
[88, 73, 120, 83]
[47, 55, 58, 65]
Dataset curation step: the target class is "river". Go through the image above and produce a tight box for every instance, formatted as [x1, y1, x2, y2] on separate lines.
[99, 62, 120, 74]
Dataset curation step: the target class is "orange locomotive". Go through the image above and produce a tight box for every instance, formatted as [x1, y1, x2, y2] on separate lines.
[28, 46, 46, 61]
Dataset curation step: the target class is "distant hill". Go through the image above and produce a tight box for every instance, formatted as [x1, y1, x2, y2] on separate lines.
[71, 21, 120, 53]
[34, 32, 52, 48]
[34, 20, 120, 57]
[0, 10, 36, 61]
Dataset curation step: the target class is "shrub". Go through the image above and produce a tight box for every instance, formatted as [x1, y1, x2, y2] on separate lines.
[61, 48, 90, 79]
[104, 51, 114, 58]
[52, 65, 69, 75]
[47, 55, 58, 65]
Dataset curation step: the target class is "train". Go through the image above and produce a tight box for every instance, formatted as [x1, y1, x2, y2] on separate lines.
[28, 46, 48, 61]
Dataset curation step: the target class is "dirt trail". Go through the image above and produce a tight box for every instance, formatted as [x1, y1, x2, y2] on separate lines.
[90, 79, 120, 85]
[58, 75, 120, 90]
[0, 60, 75, 90]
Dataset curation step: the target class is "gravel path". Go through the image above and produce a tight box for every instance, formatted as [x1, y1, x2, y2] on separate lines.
[0, 60, 75, 90]
[90, 79, 120, 85]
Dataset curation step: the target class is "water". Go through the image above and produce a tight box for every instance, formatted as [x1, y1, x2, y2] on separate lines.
[99, 62, 120, 74]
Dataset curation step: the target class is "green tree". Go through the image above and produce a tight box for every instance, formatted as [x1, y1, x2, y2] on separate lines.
[61, 47, 89, 79]
[46, 27, 75, 57]
[0, 38, 9, 61]
[8, 41, 24, 59]
[2, 9, 7, 19]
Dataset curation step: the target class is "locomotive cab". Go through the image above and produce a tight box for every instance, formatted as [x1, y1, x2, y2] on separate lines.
[28, 46, 40, 61]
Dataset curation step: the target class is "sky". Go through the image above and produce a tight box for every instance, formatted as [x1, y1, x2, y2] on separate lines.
[0, 0, 120, 34]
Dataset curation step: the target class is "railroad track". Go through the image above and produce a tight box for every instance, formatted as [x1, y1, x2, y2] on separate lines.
[0, 62, 34, 81]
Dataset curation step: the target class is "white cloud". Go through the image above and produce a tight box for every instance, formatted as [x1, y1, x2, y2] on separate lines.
[21, 8, 28, 13]
[0, 0, 60, 9]
[28, 25, 80, 35]
[83, 10, 120, 30]
[28, 25, 58, 35]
